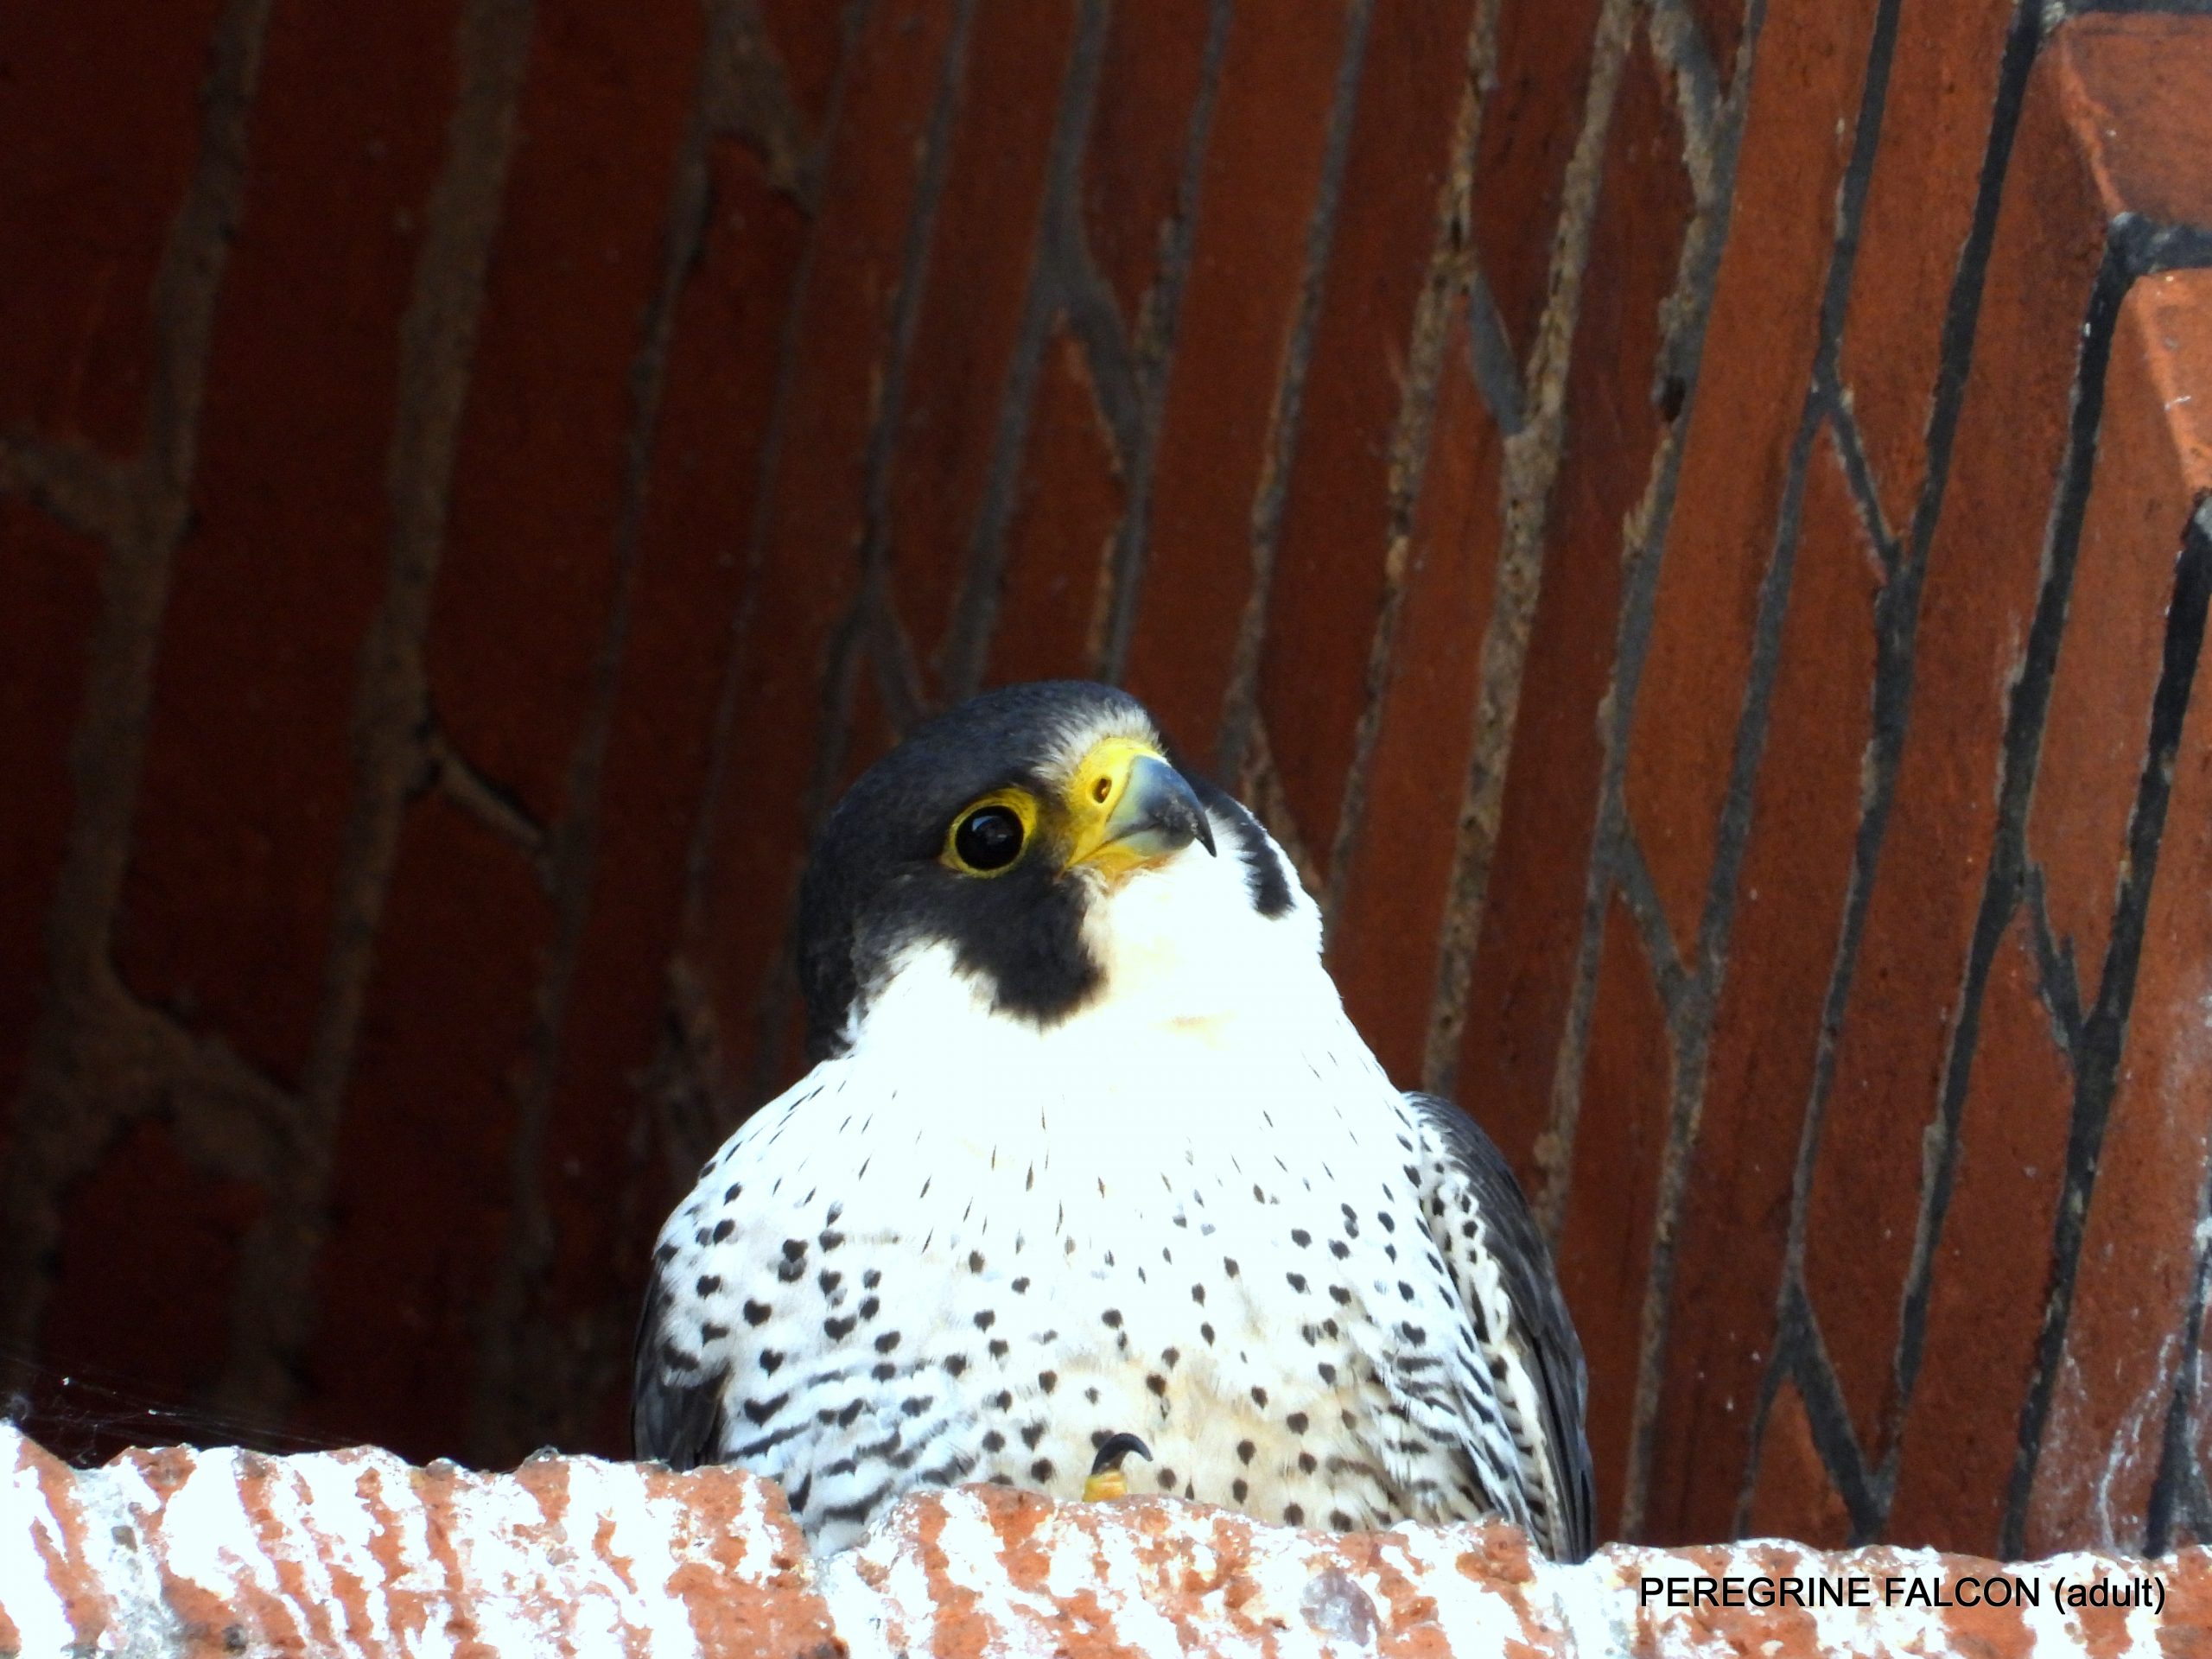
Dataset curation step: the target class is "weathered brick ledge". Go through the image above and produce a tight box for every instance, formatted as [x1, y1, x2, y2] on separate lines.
[0, 1426, 2197, 1656]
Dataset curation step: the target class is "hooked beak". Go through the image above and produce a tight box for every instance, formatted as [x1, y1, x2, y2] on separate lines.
[1061, 739, 1217, 879]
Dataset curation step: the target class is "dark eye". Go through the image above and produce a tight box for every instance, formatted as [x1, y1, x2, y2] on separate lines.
[952, 805, 1026, 873]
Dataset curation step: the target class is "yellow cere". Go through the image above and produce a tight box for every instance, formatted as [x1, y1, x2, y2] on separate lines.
[1059, 737, 1169, 877]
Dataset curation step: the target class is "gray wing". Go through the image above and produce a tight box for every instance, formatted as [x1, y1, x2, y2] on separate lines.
[1404, 1091, 1595, 1561]
[632, 1238, 733, 1471]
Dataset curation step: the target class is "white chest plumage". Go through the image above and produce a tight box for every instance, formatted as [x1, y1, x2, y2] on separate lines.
[651, 920, 1523, 1554]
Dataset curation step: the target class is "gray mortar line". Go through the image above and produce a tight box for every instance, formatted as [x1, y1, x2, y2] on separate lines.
[0, 436, 138, 547]
[659, 1, 869, 1170]
[0, 0, 277, 1363]
[1212, 0, 1375, 786]
[937, 0, 1113, 703]
[744, 0, 981, 1104]
[465, 0, 785, 1464]
[213, 0, 537, 1428]
[1319, 3, 1495, 946]
[1420, 0, 1637, 1103]
[1095, 0, 1234, 685]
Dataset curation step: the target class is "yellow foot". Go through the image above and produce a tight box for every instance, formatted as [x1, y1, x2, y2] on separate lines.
[1080, 1433, 1153, 1501]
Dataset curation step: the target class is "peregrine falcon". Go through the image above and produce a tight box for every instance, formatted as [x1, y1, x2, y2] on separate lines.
[633, 681, 1594, 1560]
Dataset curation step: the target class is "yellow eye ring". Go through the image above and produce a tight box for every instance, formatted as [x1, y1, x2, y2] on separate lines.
[943, 790, 1037, 876]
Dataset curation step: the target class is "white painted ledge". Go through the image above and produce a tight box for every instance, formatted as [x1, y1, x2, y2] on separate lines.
[0, 1426, 2196, 1656]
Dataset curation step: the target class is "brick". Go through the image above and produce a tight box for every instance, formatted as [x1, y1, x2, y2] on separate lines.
[0, 505, 101, 1135]
[1255, 0, 1476, 857]
[987, 325, 1124, 687]
[2056, 15, 2212, 231]
[0, 0, 225, 451]
[1888, 913, 2072, 1556]
[760, 0, 848, 132]
[1120, 9, 1350, 762]
[1081, 0, 1215, 328]
[1623, 0, 1879, 952]
[1746, 1376, 1853, 1549]
[2031, 272, 2212, 984]
[1454, 37, 1692, 1179]
[1801, 34, 2150, 1465]
[886, 0, 1077, 686]
[692, 0, 960, 1101]
[1643, 421, 1880, 1546]
[1469, 0, 1605, 370]
[2027, 572, 2212, 1557]
[116, 0, 464, 1084]
[1329, 328, 1505, 1087]
[522, 140, 811, 1448]
[1555, 895, 1671, 1540]
[1839, 0, 2016, 535]
[40, 1117, 264, 1464]
[302, 796, 550, 1462]
[427, 0, 704, 823]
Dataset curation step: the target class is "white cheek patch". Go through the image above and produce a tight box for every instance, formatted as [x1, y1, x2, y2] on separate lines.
[1079, 816, 1325, 1032]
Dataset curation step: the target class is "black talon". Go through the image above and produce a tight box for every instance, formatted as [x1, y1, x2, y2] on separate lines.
[1089, 1432, 1153, 1478]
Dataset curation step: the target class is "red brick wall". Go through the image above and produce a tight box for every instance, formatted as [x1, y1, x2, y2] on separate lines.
[3, 0, 2210, 1563]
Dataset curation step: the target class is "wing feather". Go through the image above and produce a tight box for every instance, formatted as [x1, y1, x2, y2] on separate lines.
[1403, 1090, 1595, 1560]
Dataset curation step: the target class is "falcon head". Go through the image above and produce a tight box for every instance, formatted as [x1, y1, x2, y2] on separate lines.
[796, 681, 1312, 1059]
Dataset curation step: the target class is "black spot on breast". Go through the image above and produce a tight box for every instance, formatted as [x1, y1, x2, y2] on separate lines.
[723, 1183, 742, 1203]
[988, 1338, 1008, 1357]
[760, 1350, 782, 1372]
[1101, 1308, 1122, 1328]
[818, 1270, 842, 1295]
[1284, 1503, 1306, 1526]
[780, 1236, 804, 1259]
[871, 1361, 897, 1381]
[1250, 1386, 1268, 1408]
[974, 1309, 995, 1329]
[1038, 1370, 1058, 1394]
[1287, 1413, 1309, 1434]
[874, 1331, 900, 1353]
[696, 1274, 721, 1296]
[864, 1268, 883, 1287]
[700, 1322, 729, 1343]
[1331, 1510, 1355, 1531]
[1021, 1422, 1046, 1449]
[983, 1429, 1006, 1452]
[742, 1393, 788, 1425]
[1329, 1240, 1350, 1260]
[820, 1230, 845, 1251]
[1286, 1273, 1308, 1294]
[1290, 1229, 1311, 1248]
[969, 1250, 985, 1272]
[859, 1296, 880, 1319]
[944, 1354, 969, 1376]
[713, 1219, 735, 1243]
[1200, 1322, 1216, 1344]
[1233, 1478, 1249, 1502]
[1011, 1276, 1030, 1294]
[1031, 1459, 1055, 1481]
[824, 1316, 855, 1339]
[1236, 1439, 1255, 1465]
[1156, 1467, 1179, 1491]
[1146, 1373, 1167, 1396]
[1223, 1258, 1240, 1280]
[743, 1300, 772, 1325]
